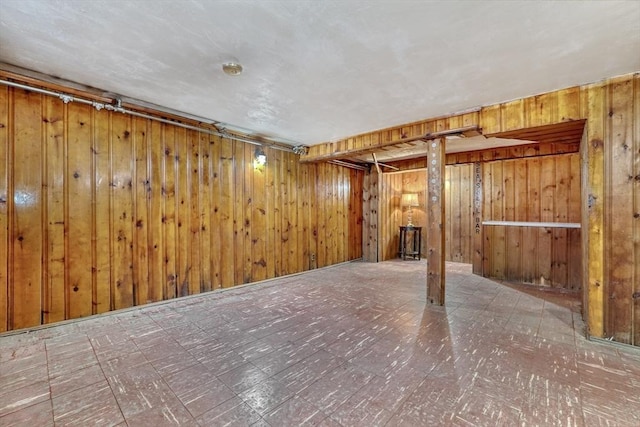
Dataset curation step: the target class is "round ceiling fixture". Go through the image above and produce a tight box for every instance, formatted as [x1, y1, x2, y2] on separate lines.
[222, 62, 243, 76]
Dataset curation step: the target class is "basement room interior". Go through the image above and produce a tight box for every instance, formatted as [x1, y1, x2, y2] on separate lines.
[0, 1, 639, 426]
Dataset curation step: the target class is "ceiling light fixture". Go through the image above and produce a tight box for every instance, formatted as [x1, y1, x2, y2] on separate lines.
[222, 61, 243, 76]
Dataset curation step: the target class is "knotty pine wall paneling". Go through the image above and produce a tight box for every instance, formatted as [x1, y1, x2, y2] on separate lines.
[304, 73, 638, 345]
[379, 164, 473, 264]
[0, 86, 7, 329]
[0, 83, 363, 332]
[43, 93, 65, 324]
[481, 154, 581, 290]
[605, 77, 638, 344]
[445, 164, 473, 263]
[13, 89, 43, 328]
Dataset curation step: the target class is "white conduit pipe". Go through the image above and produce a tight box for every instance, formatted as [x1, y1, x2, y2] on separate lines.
[0, 78, 295, 152]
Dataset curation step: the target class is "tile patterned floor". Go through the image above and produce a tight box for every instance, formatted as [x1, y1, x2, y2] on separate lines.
[1, 261, 639, 426]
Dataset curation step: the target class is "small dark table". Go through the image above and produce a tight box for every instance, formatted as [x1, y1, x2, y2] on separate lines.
[398, 226, 422, 260]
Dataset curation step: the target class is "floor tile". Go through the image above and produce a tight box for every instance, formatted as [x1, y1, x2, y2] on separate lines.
[195, 396, 262, 426]
[0, 261, 637, 427]
[218, 361, 270, 394]
[0, 380, 50, 417]
[49, 362, 106, 398]
[238, 377, 294, 415]
[164, 363, 236, 417]
[52, 382, 123, 426]
[263, 396, 325, 426]
[0, 399, 54, 426]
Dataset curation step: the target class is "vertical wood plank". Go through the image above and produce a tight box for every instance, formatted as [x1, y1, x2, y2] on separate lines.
[480, 104, 502, 135]
[633, 75, 640, 346]
[273, 149, 283, 274]
[243, 144, 253, 283]
[426, 138, 445, 305]
[162, 125, 178, 299]
[300, 161, 311, 268]
[294, 153, 305, 270]
[110, 113, 134, 310]
[538, 157, 555, 285]
[327, 164, 337, 266]
[43, 95, 65, 324]
[567, 151, 582, 290]
[583, 82, 606, 337]
[316, 163, 326, 268]
[515, 158, 531, 282]
[93, 108, 111, 313]
[606, 77, 634, 343]
[67, 102, 93, 318]
[308, 163, 318, 269]
[12, 89, 43, 329]
[210, 136, 222, 289]
[176, 128, 190, 296]
[558, 87, 581, 121]
[350, 169, 363, 260]
[147, 120, 164, 302]
[132, 116, 149, 306]
[451, 166, 462, 261]
[568, 228, 582, 291]
[481, 161, 492, 276]
[444, 166, 452, 261]
[264, 145, 276, 277]
[0, 86, 8, 331]
[524, 157, 541, 283]
[281, 150, 291, 274]
[459, 164, 472, 264]
[285, 153, 296, 273]
[490, 162, 505, 279]
[552, 155, 570, 287]
[219, 138, 234, 287]
[336, 166, 345, 263]
[504, 160, 521, 280]
[501, 99, 525, 131]
[252, 147, 267, 281]
[199, 132, 212, 292]
[188, 130, 201, 294]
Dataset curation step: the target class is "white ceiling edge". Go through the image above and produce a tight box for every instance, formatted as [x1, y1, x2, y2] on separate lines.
[0, 0, 639, 146]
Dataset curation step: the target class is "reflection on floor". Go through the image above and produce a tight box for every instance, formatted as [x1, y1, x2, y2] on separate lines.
[1, 261, 639, 426]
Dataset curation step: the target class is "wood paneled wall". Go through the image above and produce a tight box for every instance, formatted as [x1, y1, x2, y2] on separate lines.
[378, 164, 473, 263]
[600, 77, 639, 345]
[376, 153, 580, 289]
[481, 154, 581, 290]
[0, 85, 363, 332]
[445, 165, 473, 264]
[379, 172, 426, 261]
[305, 73, 639, 346]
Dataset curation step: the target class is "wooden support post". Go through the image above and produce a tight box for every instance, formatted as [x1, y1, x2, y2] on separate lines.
[362, 168, 379, 262]
[472, 162, 483, 275]
[427, 137, 445, 305]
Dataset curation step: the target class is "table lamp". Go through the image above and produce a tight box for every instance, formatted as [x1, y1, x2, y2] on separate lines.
[401, 193, 419, 227]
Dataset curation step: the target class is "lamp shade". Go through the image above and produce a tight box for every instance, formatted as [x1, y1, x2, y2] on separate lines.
[401, 193, 419, 207]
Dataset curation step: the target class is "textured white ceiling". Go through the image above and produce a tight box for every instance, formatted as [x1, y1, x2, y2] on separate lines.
[1, 0, 639, 145]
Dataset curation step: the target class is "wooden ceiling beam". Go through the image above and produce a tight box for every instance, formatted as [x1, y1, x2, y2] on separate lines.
[300, 125, 480, 163]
